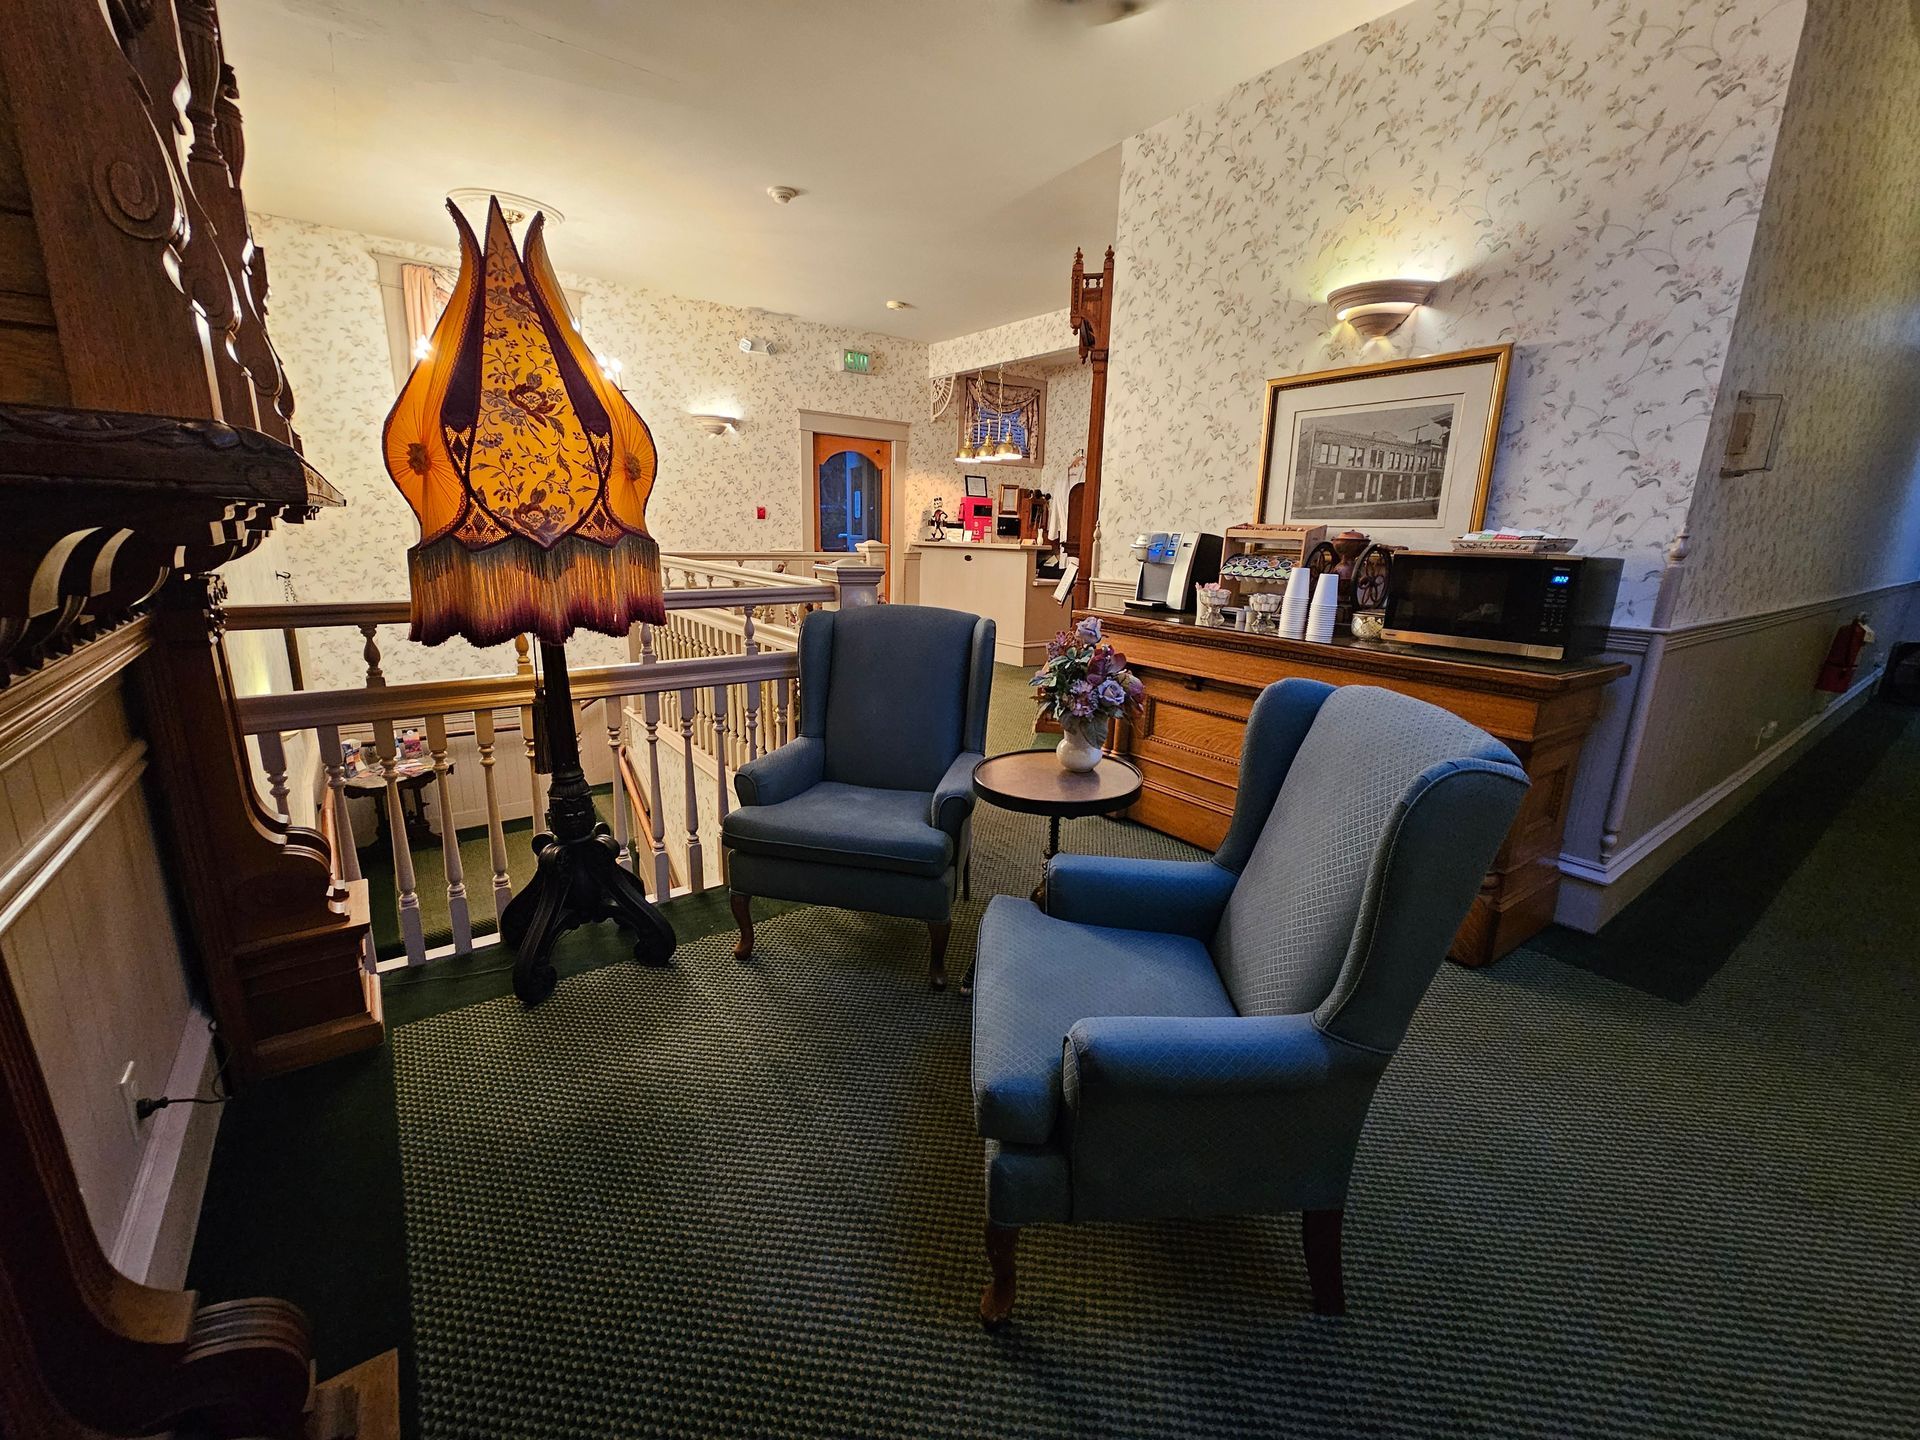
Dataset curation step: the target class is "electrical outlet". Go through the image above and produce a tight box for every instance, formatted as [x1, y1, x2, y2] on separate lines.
[117, 1061, 141, 1138]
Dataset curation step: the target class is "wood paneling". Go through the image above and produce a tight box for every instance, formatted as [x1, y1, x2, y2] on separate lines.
[1095, 611, 1626, 966]
[0, 678, 189, 1249]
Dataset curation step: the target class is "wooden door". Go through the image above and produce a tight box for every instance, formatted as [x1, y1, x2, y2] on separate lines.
[812, 433, 890, 596]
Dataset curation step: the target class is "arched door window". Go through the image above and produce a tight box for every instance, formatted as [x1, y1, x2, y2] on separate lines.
[812, 434, 888, 553]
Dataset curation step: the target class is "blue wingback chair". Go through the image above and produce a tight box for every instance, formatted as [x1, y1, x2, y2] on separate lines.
[968, 679, 1529, 1324]
[723, 604, 995, 989]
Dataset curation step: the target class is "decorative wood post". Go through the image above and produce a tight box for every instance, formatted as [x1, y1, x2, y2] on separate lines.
[1069, 246, 1116, 612]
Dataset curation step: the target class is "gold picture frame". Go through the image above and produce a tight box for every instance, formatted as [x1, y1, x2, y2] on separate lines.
[1255, 343, 1512, 547]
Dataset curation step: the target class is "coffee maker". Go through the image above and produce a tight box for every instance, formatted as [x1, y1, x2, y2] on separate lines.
[1125, 531, 1223, 613]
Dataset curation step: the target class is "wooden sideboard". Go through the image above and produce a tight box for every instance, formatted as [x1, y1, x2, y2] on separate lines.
[1093, 611, 1627, 966]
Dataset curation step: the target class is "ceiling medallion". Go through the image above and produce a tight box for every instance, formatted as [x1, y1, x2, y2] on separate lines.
[445, 188, 566, 229]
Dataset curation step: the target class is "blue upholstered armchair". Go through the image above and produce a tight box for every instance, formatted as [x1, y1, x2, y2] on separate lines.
[969, 679, 1529, 1324]
[723, 604, 995, 989]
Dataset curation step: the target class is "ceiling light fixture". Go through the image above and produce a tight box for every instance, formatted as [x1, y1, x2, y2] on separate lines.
[766, 185, 800, 205]
[987, 362, 1021, 462]
[885, 299, 913, 311]
[1326, 278, 1437, 340]
[692, 413, 740, 436]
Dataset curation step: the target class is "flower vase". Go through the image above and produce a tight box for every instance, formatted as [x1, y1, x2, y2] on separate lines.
[1056, 718, 1104, 773]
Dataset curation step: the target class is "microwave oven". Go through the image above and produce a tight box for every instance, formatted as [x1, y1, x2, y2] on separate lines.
[1382, 551, 1621, 661]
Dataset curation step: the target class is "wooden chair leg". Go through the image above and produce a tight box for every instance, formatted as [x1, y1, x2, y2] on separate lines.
[1301, 1208, 1346, 1316]
[731, 892, 754, 961]
[927, 920, 950, 990]
[981, 1223, 1018, 1328]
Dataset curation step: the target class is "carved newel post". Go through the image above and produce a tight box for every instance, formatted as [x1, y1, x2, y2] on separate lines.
[1068, 246, 1116, 612]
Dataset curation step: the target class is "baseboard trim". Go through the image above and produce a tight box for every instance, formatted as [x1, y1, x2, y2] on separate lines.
[110, 1008, 220, 1289]
[1555, 662, 1883, 929]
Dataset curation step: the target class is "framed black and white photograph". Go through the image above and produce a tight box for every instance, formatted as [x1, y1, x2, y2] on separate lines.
[1256, 344, 1512, 547]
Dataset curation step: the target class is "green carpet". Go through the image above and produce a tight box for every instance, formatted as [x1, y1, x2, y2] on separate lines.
[191, 688, 1920, 1439]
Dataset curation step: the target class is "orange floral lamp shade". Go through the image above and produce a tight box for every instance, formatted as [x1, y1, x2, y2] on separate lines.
[382, 196, 663, 647]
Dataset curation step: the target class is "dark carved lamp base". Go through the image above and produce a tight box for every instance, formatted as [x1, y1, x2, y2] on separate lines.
[499, 641, 677, 1004]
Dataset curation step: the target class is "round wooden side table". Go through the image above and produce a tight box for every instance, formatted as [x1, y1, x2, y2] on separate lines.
[971, 746, 1142, 936]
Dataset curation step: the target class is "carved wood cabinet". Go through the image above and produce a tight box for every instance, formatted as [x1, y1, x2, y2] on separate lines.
[1093, 611, 1627, 966]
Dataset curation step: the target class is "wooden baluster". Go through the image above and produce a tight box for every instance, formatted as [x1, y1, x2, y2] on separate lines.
[641, 690, 671, 900]
[603, 697, 632, 869]
[318, 723, 374, 972]
[257, 727, 290, 821]
[359, 622, 386, 687]
[678, 686, 704, 892]
[711, 684, 732, 883]
[775, 676, 792, 749]
[474, 710, 514, 921]
[520, 701, 546, 826]
[375, 718, 426, 965]
[426, 714, 471, 954]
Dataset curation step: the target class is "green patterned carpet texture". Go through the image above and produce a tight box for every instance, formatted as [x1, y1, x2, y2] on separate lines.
[192, 689, 1920, 1440]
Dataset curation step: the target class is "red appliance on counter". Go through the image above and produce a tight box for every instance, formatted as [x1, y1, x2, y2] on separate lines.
[959, 496, 994, 542]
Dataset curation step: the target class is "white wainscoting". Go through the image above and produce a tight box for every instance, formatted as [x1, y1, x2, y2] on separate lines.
[1555, 579, 1916, 930]
[1089, 576, 1133, 613]
[0, 634, 206, 1277]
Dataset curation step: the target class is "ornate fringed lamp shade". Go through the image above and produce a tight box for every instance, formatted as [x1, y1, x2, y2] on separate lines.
[382, 196, 675, 1005]
[383, 197, 664, 647]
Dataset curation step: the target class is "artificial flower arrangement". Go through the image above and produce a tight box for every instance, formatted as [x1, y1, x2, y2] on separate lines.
[1030, 616, 1144, 771]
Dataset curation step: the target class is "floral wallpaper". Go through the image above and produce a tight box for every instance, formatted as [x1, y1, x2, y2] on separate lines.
[927, 308, 1075, 379]
[251, 212, 945, 688]
[1672, 0, 1920, 625]
[1035, 361, 1093, 513]
[1098, 0, 1806, 622]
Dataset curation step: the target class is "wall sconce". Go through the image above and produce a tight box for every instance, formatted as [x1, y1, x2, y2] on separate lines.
[692, 413, 740, 436]
[1326, 278, 1437, 340]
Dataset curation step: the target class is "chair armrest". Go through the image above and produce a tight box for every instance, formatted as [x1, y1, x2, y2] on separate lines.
[1063, 1013, 1365, 1105]
[930, 750, 983, 839]
[1059, 1013, 1387, 1219]
[1044, 856, 1237, 938]
[733, 736, 825, 809]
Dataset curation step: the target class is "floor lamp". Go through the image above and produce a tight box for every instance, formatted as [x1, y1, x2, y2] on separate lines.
[382, 196, 675, 1004]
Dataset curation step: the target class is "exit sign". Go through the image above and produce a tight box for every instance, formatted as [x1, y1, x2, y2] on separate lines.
[841, 349, 873, 374]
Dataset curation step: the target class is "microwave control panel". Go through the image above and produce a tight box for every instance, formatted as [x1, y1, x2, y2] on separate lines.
[1540, 564, 1576, 633]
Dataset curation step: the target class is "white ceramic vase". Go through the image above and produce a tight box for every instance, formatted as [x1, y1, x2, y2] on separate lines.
[1056, 720, 1104, 773]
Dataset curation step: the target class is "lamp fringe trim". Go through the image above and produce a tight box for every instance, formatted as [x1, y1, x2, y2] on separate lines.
[407, 532, 665, 647]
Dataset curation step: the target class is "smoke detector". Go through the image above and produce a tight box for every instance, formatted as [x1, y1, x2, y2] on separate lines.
[766, 185, 801, 205]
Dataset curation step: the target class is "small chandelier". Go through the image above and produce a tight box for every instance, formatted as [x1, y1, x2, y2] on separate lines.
[984, 363, 1022, 463]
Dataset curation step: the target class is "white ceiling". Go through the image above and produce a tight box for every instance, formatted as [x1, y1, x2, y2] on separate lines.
[221, 0, 1406, 343]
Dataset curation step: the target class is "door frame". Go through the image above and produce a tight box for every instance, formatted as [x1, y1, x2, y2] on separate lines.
[796, 410, 912, 601]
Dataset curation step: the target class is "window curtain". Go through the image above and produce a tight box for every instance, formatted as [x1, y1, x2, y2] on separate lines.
[401, 262, 459, 359]
[960, 374, 1043, 464]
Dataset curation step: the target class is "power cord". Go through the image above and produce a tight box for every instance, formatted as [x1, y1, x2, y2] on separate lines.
[135, 1016, 233, 1121]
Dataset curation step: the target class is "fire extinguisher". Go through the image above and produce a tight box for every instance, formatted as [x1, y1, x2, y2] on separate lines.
[1815, 614, 1873, 693]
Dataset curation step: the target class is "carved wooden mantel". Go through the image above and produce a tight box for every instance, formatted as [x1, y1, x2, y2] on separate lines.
[0, 402, 377, 1080]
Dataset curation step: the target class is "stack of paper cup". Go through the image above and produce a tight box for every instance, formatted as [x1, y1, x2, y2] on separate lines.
[1305, 571, 1340, 643]
[1279, 568, 1312, 639]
